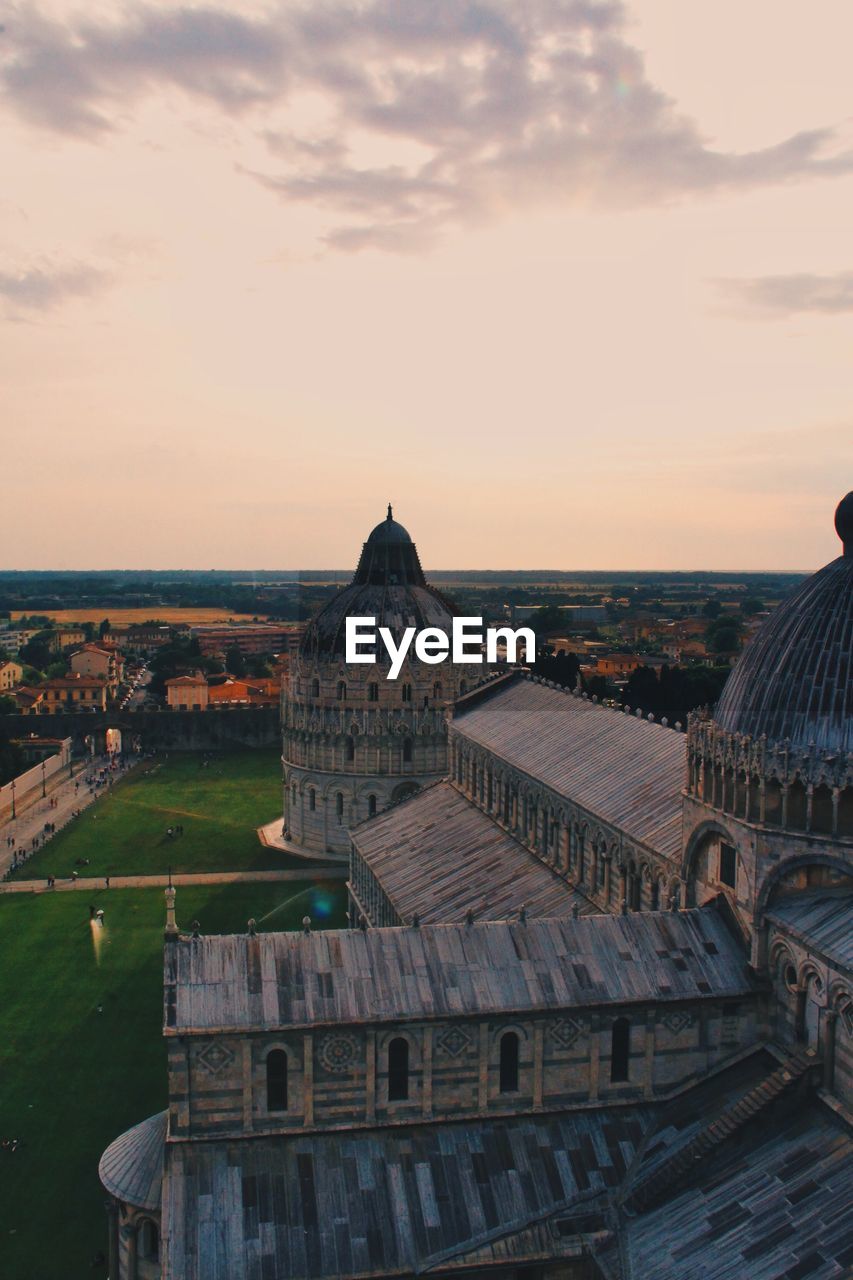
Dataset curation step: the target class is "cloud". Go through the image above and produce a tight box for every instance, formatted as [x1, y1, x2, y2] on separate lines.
[718, 271, 853, 316]
[0, 261, 111, 312]
[3, 2, 853, 250]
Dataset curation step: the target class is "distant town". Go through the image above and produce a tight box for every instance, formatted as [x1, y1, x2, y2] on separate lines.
[0, 564, 804, 787]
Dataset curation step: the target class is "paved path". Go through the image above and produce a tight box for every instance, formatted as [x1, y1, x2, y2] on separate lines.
[0, 866, 347, 895]
[0, 754, 140, 879]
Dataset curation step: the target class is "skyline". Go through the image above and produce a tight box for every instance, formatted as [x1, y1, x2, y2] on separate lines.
[2, 1, 852, 571]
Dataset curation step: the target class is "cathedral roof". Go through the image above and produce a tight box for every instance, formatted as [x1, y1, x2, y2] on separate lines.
[351, 779, 595, 924]
[98, 1110, 166, 1211]
[454, 674, 685, 860]
[299, 505, 456, 661]
[712, 492, 853, 752]
[164, 907, 754, 1035]
[161, 1106, 653, 1280]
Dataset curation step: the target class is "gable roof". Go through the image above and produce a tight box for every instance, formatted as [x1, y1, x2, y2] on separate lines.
[351, 780, 592, 924]
[166, 906, 753, 1034]
[453, 675, 685, 859]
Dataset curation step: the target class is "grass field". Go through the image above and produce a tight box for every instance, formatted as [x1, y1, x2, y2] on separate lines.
[10, 750, 314, 880]
[0, 881, 346, 1280]
[11, 607, 274, 625]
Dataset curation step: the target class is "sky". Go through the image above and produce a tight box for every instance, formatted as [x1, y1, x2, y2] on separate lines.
[1, 0, 852, 571]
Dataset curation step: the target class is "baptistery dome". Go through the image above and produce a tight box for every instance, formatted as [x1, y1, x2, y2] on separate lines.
[713, 492, 853, 753]
[282, 506, 470, 859]
[299, 505, 456, 662]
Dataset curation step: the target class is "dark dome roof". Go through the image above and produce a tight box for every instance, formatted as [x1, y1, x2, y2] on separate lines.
[366, 504, 413, 545]
[713, 492, 853, 753]
[300, 506, 456, 661]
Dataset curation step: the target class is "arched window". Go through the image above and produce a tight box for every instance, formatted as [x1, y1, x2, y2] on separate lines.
[368, 794, 377, 818]
[311, 678, 320, 698]
[402, 738, 412, 763]
[610, 1017, 630, 1082]
[388, 1037, 409, 1101]
[346, 736, 355, 762]
[308, 788, 316, 811]
[266, 1049, 288, 1111]
[499, 1031, 520, 1093]
[401, 683, 412, 703]
[368, 682, 379, 703]
[337, 681, 347, 701]
[336, 792, 344, 823]
[138, 1219, 159, 1261]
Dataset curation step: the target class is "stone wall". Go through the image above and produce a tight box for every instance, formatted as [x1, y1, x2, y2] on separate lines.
[0, 707, 279, 754]
[167, 997, 762, 1141]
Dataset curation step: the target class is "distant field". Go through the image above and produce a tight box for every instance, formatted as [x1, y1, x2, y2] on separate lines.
[11, 607, 272, 625]
[0, 881, 346, 1280]
[10, 750, 309, 879]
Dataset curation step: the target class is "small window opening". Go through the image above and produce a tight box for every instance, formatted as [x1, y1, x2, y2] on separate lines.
[499, 1031, 520, 1093]
[266, 1049, 288, 1111]
[388, 1037, 409, 1101]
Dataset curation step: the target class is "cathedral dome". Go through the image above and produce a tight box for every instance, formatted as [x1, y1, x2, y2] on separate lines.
[713, 492, 853, 753]
[300, 505, 456, 661]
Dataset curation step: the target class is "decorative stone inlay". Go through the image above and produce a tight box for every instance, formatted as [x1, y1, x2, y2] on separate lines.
[661, 1010, 693, 1035]
[436, 1026, 473, 1058]
[548, 1017, 584, 1049]
[196, 1041, 235, 1075]
[318, 1032, 360, 1074]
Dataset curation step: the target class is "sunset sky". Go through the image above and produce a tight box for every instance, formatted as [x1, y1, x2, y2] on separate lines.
[2, 0, 852, 571]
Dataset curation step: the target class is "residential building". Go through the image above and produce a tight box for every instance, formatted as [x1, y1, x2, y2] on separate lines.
[0, 659, 23, 692]
[165, 674, 209, 710]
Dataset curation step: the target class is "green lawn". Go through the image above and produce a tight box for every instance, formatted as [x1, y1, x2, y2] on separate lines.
[0, 880, 347, 1280]
[10, 750, 314, 880]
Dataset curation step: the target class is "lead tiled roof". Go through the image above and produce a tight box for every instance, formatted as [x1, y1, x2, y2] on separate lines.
[453, 676, 685, 859]
[166, 907, 754, 1034]
[161, 1107, 651, 1280]
[622, 1102, 853, 1280]
[714, 553, 853, 752]
[351, 780, 592, 924]
[766, 891, 853, 973]
[99, 1110, 166, 1211]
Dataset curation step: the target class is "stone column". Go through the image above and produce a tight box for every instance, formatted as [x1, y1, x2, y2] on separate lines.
[794, 986, 807, 1043]
[106, 1201, 119, 1280]
[824, 1010, 838, 1091]
[365, 1028, 376, 1124]
[603, 855, 612, 903]
[303, 1033, 314, 1125]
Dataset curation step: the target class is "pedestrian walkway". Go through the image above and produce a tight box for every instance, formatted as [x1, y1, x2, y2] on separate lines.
[0, 754, 139, 879]
[0, 866, 347, 894]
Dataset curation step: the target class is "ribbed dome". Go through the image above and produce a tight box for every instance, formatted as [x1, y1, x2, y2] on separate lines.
[300, 506, 456, 660]
[714, 493, 853, 753]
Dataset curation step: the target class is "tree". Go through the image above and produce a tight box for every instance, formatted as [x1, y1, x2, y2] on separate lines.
[701, 599, 722, 619]
[0, 732, 23, 786]
[246, 654, 272, 679]
[225, 644, 247, 678]
[19, 633, 53, 672]
[533, 649, 580, 690]
[741, 595, 764, 617]
[0, 694, 16, 716]
[99, 617, 111, 639]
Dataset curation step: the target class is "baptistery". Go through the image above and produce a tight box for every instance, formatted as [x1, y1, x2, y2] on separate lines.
[282, 506, 470, 857]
